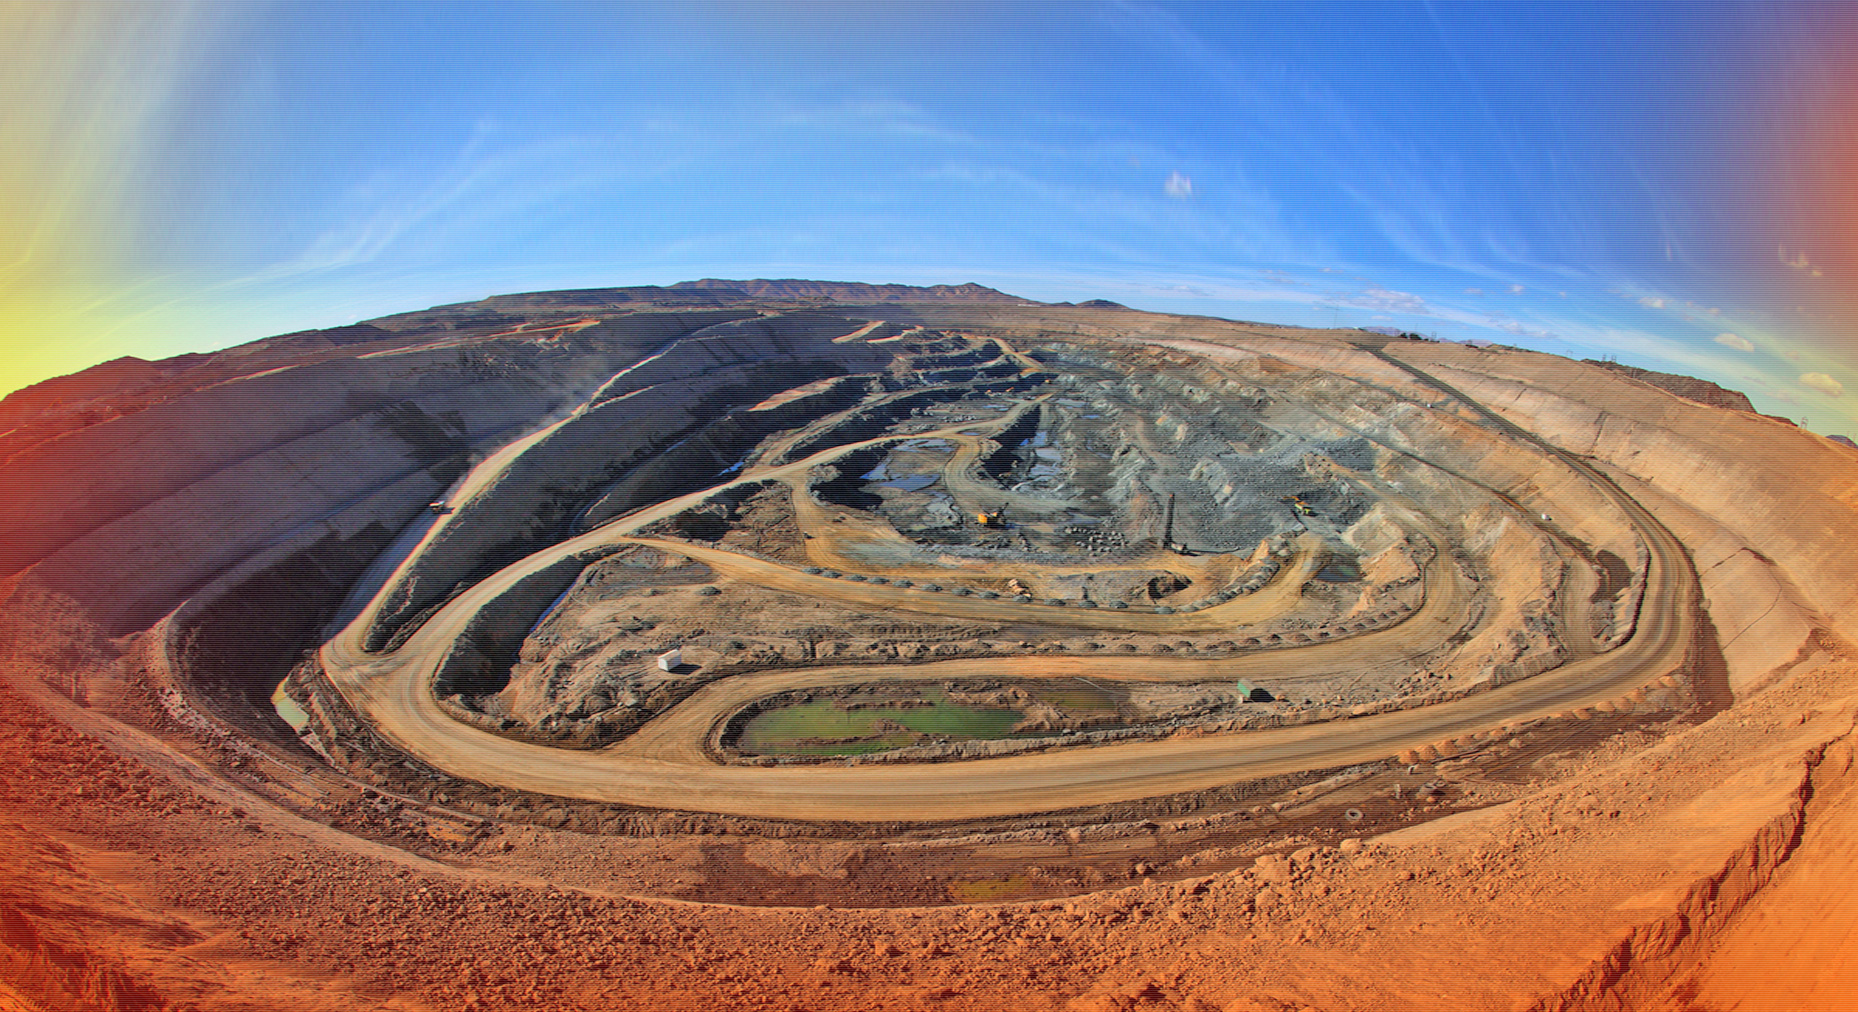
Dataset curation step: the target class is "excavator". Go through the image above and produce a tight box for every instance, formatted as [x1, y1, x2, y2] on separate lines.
[1280, 495, 1317, 517]
[975, 506, 1007, 528]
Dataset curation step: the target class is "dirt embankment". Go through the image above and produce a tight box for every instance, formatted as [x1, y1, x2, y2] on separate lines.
[1, 313, 732, 635]
[1584, 359, 1759, 413]
[4, 649, 1852, 1011]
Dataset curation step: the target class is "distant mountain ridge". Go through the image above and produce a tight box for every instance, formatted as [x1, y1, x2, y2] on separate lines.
[391, 279, 1034, 320]
[668, 279, 1033, 303]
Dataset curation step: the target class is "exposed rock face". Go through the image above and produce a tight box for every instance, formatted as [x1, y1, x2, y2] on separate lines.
[358, 313, 897, 650]
[0, 315, 717, 633]
[1584, 359, 1758, 413]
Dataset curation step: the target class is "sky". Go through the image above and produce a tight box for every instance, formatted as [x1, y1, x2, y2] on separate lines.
[5, 1, 1858, 431]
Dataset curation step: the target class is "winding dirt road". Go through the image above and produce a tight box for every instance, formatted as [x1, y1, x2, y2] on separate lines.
[317, 348, 1697, 821]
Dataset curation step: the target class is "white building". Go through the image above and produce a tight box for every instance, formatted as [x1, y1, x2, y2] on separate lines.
[656, 647, 682, 672]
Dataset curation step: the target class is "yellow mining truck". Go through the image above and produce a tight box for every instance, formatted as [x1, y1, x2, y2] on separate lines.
[1281, 495, 1316, 517]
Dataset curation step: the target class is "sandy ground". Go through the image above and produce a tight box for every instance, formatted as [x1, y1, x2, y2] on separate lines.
[6, 645, 1855, 1011]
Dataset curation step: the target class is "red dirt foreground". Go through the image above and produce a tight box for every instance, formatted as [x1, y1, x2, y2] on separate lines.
[2, 284, 1856, 1010]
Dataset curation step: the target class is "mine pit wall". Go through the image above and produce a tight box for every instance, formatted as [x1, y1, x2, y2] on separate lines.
[24, 383, 504, 637]
[426, 544, 728, 749]
[806, 444, 896, 510]
[1385, 344, 1858, 690]
[363, 343, 901, 651]
[364, 367, 772, 649]
[166, 525, 396, 744]
[0, 311, 764, 637]
[897, 338, 1001, 372]
[771, 386, 969, 464]
[1255, 357, 1645, 573]
[1455, 509, 1573, 685]
[0, 348, 489, 575]
[1592, 463, 1818, 695]
[0, 318, 694, 578]
[430, 546, 626, 736]
[580, 373, 876, 525]
[977, 400, 1046, 479]
[915, 357, 1024, 386]
[134, 467, 445, 754]
[771, 374, 1051, 464]
[585, 311, 889, 406]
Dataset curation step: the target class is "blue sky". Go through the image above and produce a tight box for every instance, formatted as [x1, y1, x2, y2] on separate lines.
[8, 1, 1857, 431]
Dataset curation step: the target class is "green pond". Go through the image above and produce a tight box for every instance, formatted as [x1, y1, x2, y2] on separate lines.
[271, 681, 310, 731]
[737, 687, 1026, 756]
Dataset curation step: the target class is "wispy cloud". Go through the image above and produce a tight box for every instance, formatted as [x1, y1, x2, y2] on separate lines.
[1164, 171, 1193, 198]
[1099, 1, 1239, 88]
[772, 98, 980, 147]
[1801, 372, 1845, 397]
[210, 127, 612, 296]
[1713, 332, 1754, 352]
[1343, 287, 1429, 314]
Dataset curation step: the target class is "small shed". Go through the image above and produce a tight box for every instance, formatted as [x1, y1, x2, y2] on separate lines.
[656, 648, 682, 672]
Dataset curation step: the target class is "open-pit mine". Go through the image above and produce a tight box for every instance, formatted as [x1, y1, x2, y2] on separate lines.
[3, 280, 1855, 1011]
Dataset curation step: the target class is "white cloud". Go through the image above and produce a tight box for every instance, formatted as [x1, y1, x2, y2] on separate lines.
[1801, 372, 1845, 397]
[1490, 317, 1554, 340]
[1164, 171, 1193, 199]
[1713, 332, 1754, 353]
[1344, 287, 1427, 313]
[1508, 284, 1524, 294]
[1463, 287, 1484, 295]
[1639, 296, 1666, 309]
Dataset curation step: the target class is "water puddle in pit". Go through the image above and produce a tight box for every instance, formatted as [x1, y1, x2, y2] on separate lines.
[737, 687, 1025, 756]
[878, 473, 940, 492]
[1315, 559, 1363, 582]
[271, 682, 310, 731]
